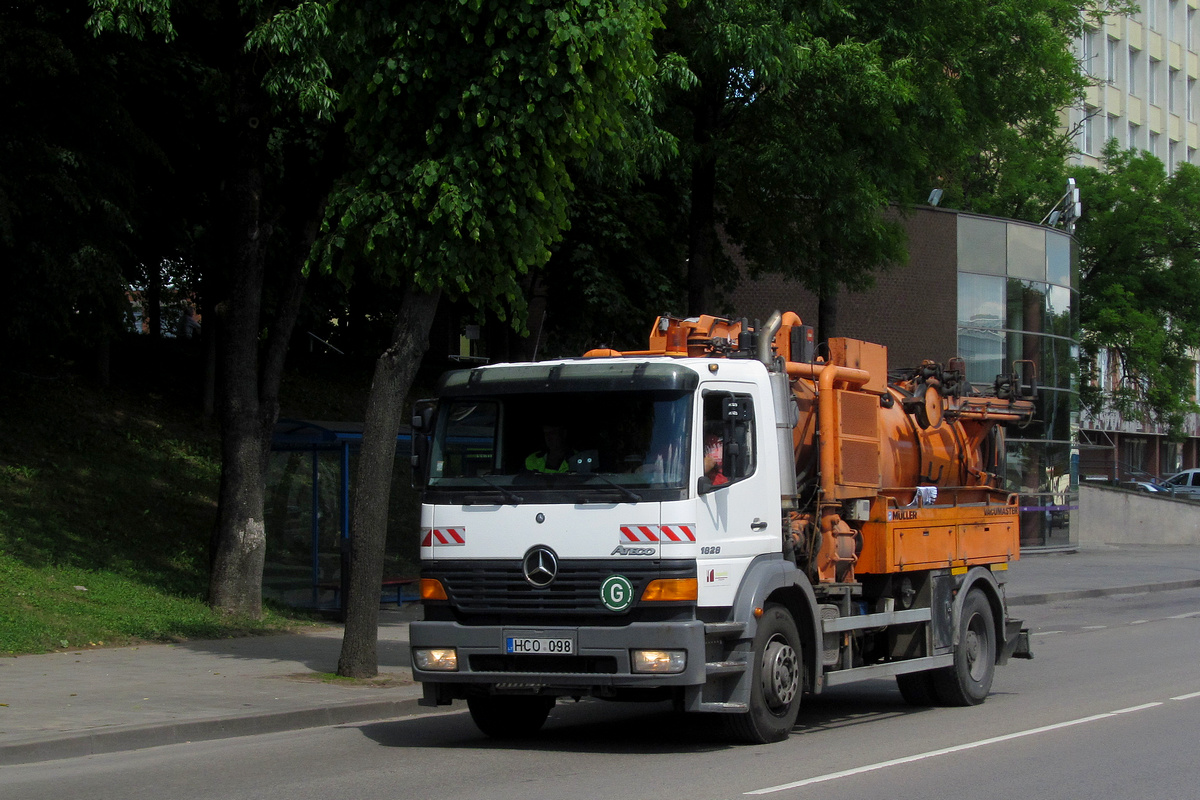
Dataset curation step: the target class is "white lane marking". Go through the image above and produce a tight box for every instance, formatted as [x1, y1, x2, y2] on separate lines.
[1082, 625, 1107, 630]
[1033, 631, 1064, 636]
[745, 704, 1164, 795]
[1171, 691, 1200, 701]
[1130, 620, 1149, 625]
[1167, 611, 1200, 619]
[1110, 702, 1163, 714]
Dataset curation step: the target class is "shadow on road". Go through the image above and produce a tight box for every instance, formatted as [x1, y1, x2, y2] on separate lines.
[354, 678, 935, 753]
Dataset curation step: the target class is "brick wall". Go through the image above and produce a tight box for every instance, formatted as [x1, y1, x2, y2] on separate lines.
[728, 206, 960, 370]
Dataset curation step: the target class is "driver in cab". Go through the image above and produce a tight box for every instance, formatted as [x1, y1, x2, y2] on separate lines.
[526, 424, 572, 473]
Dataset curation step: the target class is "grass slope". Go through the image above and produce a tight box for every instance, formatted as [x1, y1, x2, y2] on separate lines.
[0, 365, 300, 654]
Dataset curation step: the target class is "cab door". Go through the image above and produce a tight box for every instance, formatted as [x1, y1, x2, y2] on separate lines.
[693, 382, 781, 607]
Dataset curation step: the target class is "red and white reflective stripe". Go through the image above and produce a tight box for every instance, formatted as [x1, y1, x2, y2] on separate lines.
[423, 527, 465, 546]
[420, 529, 433, 547]
[620, 525, 659, 543]
[658, 524, 696, 543]
[619, 524, 696, 544]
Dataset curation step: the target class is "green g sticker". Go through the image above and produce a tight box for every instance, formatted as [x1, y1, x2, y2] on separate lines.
[600, 575, 634, 612]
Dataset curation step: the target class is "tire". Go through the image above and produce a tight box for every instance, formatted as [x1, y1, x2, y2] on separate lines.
[932, 589, 996, 706]
[467, 695, 555, 738]
[725, 604, 804, 744]
[896, 670, 938, 706]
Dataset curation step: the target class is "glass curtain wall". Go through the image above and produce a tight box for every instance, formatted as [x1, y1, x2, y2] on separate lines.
[957, 216, 1080, 547]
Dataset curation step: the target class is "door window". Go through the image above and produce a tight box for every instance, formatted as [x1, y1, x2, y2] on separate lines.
[700, 392, 755, 491]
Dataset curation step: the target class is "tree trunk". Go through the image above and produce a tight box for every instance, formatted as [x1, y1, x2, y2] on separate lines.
[687, 157, 717, 316]
[817, 283, 839, 345]
[207, 41, 289, 616]
[687, 89, 720, 317]
[338, 286, 441, 678]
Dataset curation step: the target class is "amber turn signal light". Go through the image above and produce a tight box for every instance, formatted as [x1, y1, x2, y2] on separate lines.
[420, 578, 448, 600]
[640, 578, 698, 602]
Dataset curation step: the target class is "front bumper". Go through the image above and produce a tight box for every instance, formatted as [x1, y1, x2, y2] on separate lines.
[410, 619, 708, 703]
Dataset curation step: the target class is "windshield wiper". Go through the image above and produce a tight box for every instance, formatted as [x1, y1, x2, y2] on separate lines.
[464, 474, 524, 504]
[588, 474, 642, 503]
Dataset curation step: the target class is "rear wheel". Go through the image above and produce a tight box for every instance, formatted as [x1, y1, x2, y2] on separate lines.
[932, 589, 996, 706]
[467, 695, 555, 738]
[725, 604, 803, 744]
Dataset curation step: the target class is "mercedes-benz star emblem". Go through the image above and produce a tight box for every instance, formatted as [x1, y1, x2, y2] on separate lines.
[522, 546, 558, 588]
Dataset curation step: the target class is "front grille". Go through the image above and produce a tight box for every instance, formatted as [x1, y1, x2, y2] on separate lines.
[469, 654, 619, 674]
[427, 559, 694, 617]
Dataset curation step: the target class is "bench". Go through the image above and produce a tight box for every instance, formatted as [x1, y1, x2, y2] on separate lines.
[318, 577, 419, 606]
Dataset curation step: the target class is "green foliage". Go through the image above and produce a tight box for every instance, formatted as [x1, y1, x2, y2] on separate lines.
[635, 0, 1106, 312]
[87, 0, 175, 40]
[539, 177, 689, 355]
[320, 0, 667, 328]
[0, 2, 157, 354]
[1072, 143, 1200, 437]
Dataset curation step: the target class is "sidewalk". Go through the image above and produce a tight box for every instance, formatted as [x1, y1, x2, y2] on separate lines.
[3, 544, 1199, 766]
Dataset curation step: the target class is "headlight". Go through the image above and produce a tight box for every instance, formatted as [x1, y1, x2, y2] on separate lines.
[413, 647, 458, 671]
[631, 649, 687, 674]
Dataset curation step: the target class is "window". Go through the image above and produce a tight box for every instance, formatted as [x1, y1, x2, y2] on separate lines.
[1124, 438, 1148, 476]
[1190, 146, 1197, 165]
[1107, 114, 1118, 145]
[1150, 131, 1160, 156]
[1150, 58, 1160, 104]
[1129, 48, 1140, 94]
[1082, 29, 1098, 75]
[700, 392, 755, 490]
[1170, 0, 1179, 40]
[1190, 8, 1197, 50]
[1191, 77, 1197, 121]
[1093, 350, 1106, 390]
[1170, 67, 1180, 112]
[1082, 113, 1095, 154]
[1107, 37, 1118, 83]
[958, 273, 1006, 384]
[424, 374, 697, 504]
[1170, 139, 1179, 172]
[1149, 0, 1158, 30]
[1129, 121, 1141, 148]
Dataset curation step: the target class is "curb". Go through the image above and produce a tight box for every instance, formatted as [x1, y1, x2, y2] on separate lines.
[1008, 578, 1200, 607]
[0, 697, 437, 767]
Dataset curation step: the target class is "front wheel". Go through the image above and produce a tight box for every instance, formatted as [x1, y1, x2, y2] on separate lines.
[725, 604, 804, 744]
[467, 695, 555, 738]
[932, 588, 996, 706]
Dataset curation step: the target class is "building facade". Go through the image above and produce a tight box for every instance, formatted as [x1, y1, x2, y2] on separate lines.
[1070, 1, 1200, 172]
[1070, 2, 1200, 485]
[731, 207, 1079, 548]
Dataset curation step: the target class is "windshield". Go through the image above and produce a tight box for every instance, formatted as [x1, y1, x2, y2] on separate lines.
[426, 389, 693, 503]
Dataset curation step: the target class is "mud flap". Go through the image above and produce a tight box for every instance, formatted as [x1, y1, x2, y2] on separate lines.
[998, 618, 1033, 664]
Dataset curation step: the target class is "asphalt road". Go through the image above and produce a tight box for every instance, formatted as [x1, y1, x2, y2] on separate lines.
[3, 589, 1199, 800]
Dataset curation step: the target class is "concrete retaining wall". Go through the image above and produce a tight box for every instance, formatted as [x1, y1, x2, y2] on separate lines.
[1078, 484, 1200, 545]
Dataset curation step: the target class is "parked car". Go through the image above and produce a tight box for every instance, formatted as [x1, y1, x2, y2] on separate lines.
[1124, 480, 1166, 493]
[1160, 469, 1200, 499]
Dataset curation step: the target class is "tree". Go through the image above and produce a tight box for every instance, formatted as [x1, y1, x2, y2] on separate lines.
[323, 0, 667, 677]
[1072, 143, 1200, 437]
[88, 0, 344, 617]
[641, 0, 1109, 337]
[0, 2, 162, 376]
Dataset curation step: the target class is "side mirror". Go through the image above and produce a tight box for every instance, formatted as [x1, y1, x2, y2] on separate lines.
[410, 399, 436, 487]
